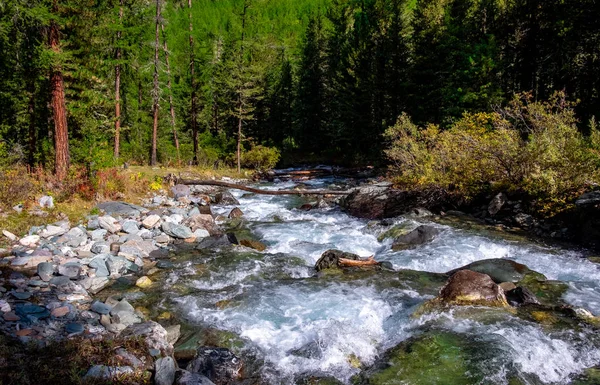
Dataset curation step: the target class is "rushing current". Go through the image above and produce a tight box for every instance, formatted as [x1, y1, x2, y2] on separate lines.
[165, 174, 600, 384]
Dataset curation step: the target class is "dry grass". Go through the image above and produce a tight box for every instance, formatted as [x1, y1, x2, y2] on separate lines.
[0, 334, 153, 385]
[0, 165, 250, 247]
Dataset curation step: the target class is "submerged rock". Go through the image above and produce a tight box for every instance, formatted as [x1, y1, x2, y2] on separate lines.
[239, 239, 266, 251]
[358, 332, 485, 385]
[186, 347, 242, 385]
[391, 225, 440, 250]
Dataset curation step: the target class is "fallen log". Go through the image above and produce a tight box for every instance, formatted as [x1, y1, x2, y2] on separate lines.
[176, 178, 352, 196]
[338, 255, 379, 267]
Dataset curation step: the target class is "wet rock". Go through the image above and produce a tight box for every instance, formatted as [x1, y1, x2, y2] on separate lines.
[377, 222, 414, 241]
[162, 222, 193, 239]
[186, 347, 242, 385]
[391, 225, 440, 251]
[122, 321, 173, 354]
[575, 191, 600, 206]
[514, 213, 534, 228]
[98, 215, 122, 233]
[437, 270, 508, 307]
[166, 325, 181, 346]
[196, 235, 232, 250]
[97, 201, 146, 216]
[360, 332, 485, 385]
[239, 239, 266, 251]
[448, 259, 534, 284]
[155, 357, 176, 385]
[341, 186, 453, 219]
[315, 249, 373, 272]
[488, 192, 507, 216]
[499, 282, 517, 292]
[214, 191, 240, 206]
[176, 371, 216, 385]
[228, 208, 243, 219]
[506, 286, 540, 306]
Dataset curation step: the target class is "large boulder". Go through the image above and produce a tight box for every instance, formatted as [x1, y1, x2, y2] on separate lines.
[391, 225, 440, 251]
[213, 191, 240, 206]
[447, 258, 535, 284]
[437, 270, 508, 307]
[184, 214, 220, 236]
[315, 250, 361, 271]
[97, 201, 146, 217]
[341, 186, 454, 219]
[186, 347, 242, 385]
[162, 222, 193, 239]
[121, 321, 173, 355]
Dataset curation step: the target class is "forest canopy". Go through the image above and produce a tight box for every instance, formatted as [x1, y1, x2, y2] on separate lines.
[0, 0, 599, 173]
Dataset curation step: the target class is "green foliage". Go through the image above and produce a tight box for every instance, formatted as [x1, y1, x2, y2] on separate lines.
[241, 145, 281, 170]
[385, 92, 600, 212]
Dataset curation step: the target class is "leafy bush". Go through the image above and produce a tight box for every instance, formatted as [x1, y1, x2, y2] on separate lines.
[385, 92, 600, 213]
[241, 145, 281, 170]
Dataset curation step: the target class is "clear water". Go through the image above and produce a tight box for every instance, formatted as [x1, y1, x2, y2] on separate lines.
[172, 177, 600, 384]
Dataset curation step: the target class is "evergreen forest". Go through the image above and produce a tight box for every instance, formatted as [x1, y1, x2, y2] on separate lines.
[1, 0, 599, 173]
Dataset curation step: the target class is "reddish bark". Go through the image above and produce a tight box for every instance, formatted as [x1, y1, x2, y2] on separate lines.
[49, 18, 69, 181]
[150, 0, 161, 166]
[114, 1, 123, 159]
[189, 0, 198, 164]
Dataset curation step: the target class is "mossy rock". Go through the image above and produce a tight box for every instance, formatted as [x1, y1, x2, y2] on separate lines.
[395, 269, 448, 296]
[358, 332, 482, 385]
[516, 272, 568, 306]
[174, 327, 246, 362]
[377, 223, 414, 242]
[572, 367, 600, 385]
[297, 376, 345, 385]
[448, 258, 536, 284]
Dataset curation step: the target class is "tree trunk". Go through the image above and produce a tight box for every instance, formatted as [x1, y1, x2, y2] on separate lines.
[161, 23, 180, 165]
[114, 0, 123, 159]
[189, 0, 198, 164]
[151, 0, 161, 166]
[175, 178, 351, 195]
[49, 15, 69, 181]
[237, 104, 242, 173]
[27, 79, 36, 167]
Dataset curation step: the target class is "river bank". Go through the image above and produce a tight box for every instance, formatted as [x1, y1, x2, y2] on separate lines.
[1, 171, 600, 384]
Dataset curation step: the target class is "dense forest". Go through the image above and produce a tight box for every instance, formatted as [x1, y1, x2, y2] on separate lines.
[1, 0, 599, 176]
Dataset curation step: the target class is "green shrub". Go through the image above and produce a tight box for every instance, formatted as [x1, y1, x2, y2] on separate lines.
[384, 92, 600, 213]
[241, 145, 281, 170]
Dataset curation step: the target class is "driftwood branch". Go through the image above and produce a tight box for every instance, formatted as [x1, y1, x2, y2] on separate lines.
[338, 256, 379, 267]
[176, 178, 352, 196]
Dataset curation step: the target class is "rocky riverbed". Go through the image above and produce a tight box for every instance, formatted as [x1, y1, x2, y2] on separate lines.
[1, 173, 600, 385]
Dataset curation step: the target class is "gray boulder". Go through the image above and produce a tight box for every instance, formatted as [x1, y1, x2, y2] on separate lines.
[97, 201, 146, 217]
[162, 222, 193, 239]
[391, 225, 440, 250]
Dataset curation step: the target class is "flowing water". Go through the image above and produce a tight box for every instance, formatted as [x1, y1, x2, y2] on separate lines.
[160, 176, 600, 384]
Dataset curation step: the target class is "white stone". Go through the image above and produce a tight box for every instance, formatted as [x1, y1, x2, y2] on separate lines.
[2, 230, 17, 241]
[142, 214, 161, 229]
[192, 229, 210, 239]
[98, 215, 122, 233]
[40, 225, 66, 238]
[19, 235, 40, 247]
